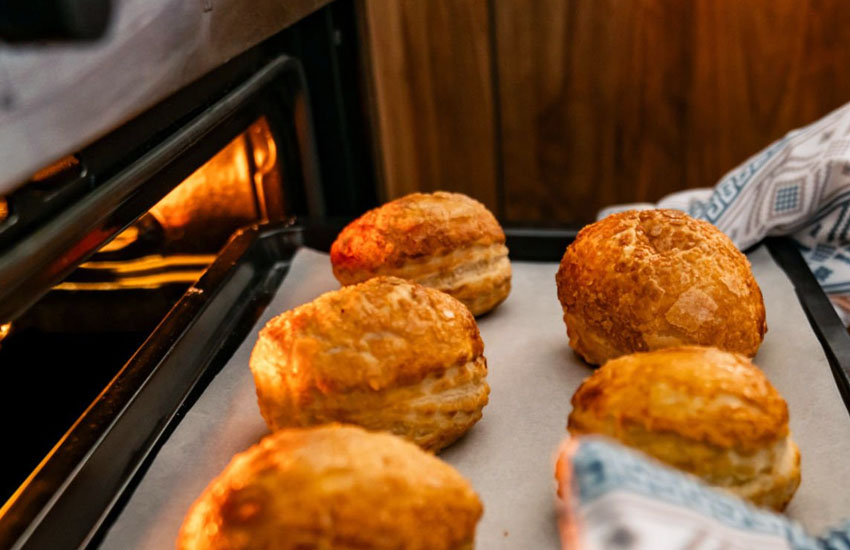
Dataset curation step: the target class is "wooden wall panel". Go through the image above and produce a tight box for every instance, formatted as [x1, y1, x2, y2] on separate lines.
[361, 0, 498, 211]
[495, 0, 850, 223]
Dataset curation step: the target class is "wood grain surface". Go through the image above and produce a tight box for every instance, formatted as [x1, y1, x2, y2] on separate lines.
[363, 0, 850, 223]
[360, 0, 498, 211]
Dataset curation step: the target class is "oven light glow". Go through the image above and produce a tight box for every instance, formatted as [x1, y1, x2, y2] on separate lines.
[149, 126, 257, 241]
[62, 117, 280, 292]
[55, 254, 217, 290]
[80, 254, 216, 273]
[55, 272, 208, 290]
[98, 225, 139, 253]
[31, 155, 79, 182]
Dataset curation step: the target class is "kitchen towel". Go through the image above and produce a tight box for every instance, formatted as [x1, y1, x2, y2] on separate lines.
[555, 436, 850, 550]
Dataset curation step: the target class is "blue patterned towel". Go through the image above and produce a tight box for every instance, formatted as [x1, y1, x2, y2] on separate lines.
[599, 102, 850, 322]
[556, 437, 848, 550]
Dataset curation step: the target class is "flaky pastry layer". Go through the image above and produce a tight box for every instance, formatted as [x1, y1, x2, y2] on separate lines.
[568, 346, 800, 510]
[336, 243, 510, 316]
[259, 357, 490, 452]
[331, 192, 511, 315]
[250, 276, 489, 451]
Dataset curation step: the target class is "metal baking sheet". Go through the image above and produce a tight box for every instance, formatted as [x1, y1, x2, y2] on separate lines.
[98, 246, 850, 549]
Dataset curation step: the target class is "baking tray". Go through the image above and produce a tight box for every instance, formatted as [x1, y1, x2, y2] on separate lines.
[3, 220, 850, 549]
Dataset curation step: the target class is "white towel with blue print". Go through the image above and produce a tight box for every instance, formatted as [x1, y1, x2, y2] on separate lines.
[599, 102, 850, 322]
[557, 437, 850, 550]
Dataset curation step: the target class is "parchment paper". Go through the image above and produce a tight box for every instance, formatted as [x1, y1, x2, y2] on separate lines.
[98, 246, 850, 549]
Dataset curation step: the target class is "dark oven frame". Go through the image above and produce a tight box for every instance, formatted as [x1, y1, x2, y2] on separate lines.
[0, 52, 323, 326]
[0, 52, 324, 549]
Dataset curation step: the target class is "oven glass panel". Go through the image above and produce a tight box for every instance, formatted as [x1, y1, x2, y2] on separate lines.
[0, 117, 282, 504]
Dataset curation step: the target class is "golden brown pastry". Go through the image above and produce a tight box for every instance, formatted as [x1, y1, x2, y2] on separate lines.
[177, 424, 483, 550]
[249, 276, 489, 452]
[556, 209, 766, 365]
[568, 346, 801, 511]
[330, 191, 511, 316]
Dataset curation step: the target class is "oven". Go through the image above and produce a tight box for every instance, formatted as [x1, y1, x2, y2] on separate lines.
[0, 1, 375, 547]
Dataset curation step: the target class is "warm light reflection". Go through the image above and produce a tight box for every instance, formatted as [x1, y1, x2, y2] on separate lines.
[149, 135, 253, 234]
[81, 254, 216, 272]
[31, 155, 79, 182]
[98, 225, 139, 252]
[251, 121, 277, 176]
[148, 120, 272, 244]
[248, 118, 278, 216]
[55, 272, 207, 290]
[56, 254, 217, 290]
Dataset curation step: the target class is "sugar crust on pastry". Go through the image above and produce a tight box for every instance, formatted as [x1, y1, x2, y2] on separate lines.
[249, 276, 490, 452]
[330, 191, 511, 316]
[177, 425, 483, 550]
[556, 209, 767, 365]
[567, 346, 801, 511]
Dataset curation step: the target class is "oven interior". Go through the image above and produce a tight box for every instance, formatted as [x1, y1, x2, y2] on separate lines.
[0, 116, 287, 504]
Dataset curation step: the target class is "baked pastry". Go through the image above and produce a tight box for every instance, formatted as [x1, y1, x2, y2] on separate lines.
[249, 276, 489, 452]
[567, 346, 801, 511]
[177, 424, 483, 550]
[330, 191, 511, 315]
[556, 209, 766, 365]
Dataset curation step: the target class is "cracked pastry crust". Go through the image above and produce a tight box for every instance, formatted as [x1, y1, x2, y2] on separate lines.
[177, 425, 483, 550]
[568, 346, 801, 511]
[330, 191, 511, 316]
[249, 276, 490, 452]
[556, 209, 766, 365]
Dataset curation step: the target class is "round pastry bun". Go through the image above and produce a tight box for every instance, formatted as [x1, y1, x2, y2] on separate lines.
[177, 424, 483, 550]
[249, 276, 489, 452]
[556, 209, 766, 365]
[330, 191, 511, 316]
[568, 346, 800, 511]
